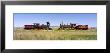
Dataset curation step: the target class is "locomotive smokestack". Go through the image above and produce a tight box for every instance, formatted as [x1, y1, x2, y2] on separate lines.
[46, 22, 50, 30]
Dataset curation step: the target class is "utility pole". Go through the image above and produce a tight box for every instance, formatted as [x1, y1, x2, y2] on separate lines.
[62, 21, 63, 29]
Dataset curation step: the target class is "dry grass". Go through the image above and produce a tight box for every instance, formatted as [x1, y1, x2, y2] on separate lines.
[13, 28, 97, 40]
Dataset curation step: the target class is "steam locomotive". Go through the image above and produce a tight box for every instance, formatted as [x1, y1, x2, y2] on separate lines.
[58, 23, 88, 30]
[24, 22, 52, 30]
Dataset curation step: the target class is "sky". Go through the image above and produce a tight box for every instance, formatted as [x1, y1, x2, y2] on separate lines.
[14, 13, 97, 27]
